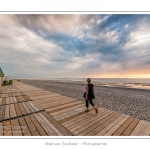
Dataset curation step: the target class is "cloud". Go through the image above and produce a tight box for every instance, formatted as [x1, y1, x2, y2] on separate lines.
[1, 14, 150, 78]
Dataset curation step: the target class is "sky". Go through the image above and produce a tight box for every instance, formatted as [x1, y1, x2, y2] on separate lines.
[0, 14, 150, 78]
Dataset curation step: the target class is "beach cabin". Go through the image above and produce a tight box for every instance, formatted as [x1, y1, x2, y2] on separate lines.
[0, 67, 4, 87]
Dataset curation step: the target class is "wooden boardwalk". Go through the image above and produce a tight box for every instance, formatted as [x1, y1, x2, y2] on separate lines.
[0, 81, 150, 136]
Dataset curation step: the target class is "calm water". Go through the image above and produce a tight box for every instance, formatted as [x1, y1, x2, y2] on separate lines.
[53, 78, 150, 89]
[17, 78, 150, 90]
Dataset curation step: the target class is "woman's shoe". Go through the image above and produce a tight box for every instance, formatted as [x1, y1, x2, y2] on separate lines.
[95, 108, 98, 114]
[85, 109, 89, 112]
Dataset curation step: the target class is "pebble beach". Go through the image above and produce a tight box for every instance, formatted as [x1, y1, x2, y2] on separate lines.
[20, 79, 150, 122]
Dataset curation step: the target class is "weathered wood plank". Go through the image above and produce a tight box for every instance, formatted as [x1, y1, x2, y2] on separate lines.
[28, 101, 39, 112]
[10, 104, 17, 118]
[78, 111, 118, 136]
[112, 116, 135, 136]
[18, 117, 31, 136]
[0, 106, 5, 121]
[62, 108, 107, 129]
[31, 101, 43, 111]
[13, 97, 17, 103]
[15, 96, 20, 103]
[9, 97, 15, 104]
[24, 115, 40, 136]
[0, 122, 3, 136]
[3, 120, 12, 136]
[46, 101, 83, 114]
[30, 94, 60, 101]
[33, 113, 56, 136]
[14, 103, 22, 117]
[4, 105, 10, 120]
[41, 111, 73, 136]
[18, 103, 27, 115]
[5, 98, 10, 105]
[25, 102, 36, 113]
[95, 114, 126, 136]
[11, 118, 22, 136]
[130, 120, 145, 136]
[22, 102, 31, 114]
[85, 113, 122, 136]
[18, 96, 26, 102]
[104, 115, 130, 136]
[38, 112, 63, 136]
[69, 109, 112, 133]
[121, 118, 140, 136]
[1, 98, 6, 105]
[137, 122, 150, 136]
[29, 114, 48, 136]
[0, 98, 3, 105]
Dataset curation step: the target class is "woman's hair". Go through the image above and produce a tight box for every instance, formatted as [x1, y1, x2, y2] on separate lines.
[87, 78, 91, 83]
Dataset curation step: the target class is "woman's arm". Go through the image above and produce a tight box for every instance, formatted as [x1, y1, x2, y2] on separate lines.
[86, 84, 88, 100]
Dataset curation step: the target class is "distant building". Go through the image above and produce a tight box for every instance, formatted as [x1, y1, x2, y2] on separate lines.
[0, 67, 4, 87]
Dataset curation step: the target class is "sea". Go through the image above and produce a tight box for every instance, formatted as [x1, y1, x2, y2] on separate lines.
[16, 78, 150, 90]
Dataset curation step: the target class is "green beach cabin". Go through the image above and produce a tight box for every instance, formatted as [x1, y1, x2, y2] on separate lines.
[0, 67, 4, 87]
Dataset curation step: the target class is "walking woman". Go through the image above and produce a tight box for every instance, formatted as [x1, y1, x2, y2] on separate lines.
[85, 78, 98, 114]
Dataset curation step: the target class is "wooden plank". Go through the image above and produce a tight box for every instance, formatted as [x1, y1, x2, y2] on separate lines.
[1, 98, 6, 105]
[69, 109, 112, 134]
[10, 104, 17, 118]
[33, 113, 56, 136]
[13, 97, 17, 103]
[0, 106, 5, 121]
[24, 115, 40, 136]
[78, 112, 119, 136]
[121, 118, 140, 136]
[18, 117, 31, 136]
[4, 105, 10, 120]
[18, 103, 27, 116]
[11, 118, 23, 136]
[14, 103, 22, 117]
[18, 96, 26, 102]
[104, 115, 130, 136]
[0, 122, 3, 136]
[137, 122, 150, 136]
[130, 120, 145, 136]
[85, 113, 122, 136]
[46, 101, 83, 114]
[29, 114, 48, 136]
[25, 102, 36, 113]
[41, 111, 73, 136]
[22, 102, 31, 114]
[3, 120, 12, 136]
[9, 97, 15, 104]
[5, 98, 10, 105]
[0, 98, 3, 105]
[30, 94, 60, 100]
[53, 104, 86, 120]
[28, 101, 40, 112]
[38, 113, 63, 136]
[58, 107, 94, 124]
[23, 95, 32, 101]
[95, 114, 126, 136]
[62, 107, 104, 128]
[15, 97, 20, 103]
[112, 116, 134, 136]
[31, 101, 43, 111]
[9, 93, 13, 97]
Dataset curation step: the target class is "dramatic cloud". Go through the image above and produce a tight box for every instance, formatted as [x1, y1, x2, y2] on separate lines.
[0, 14, 150, 78]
